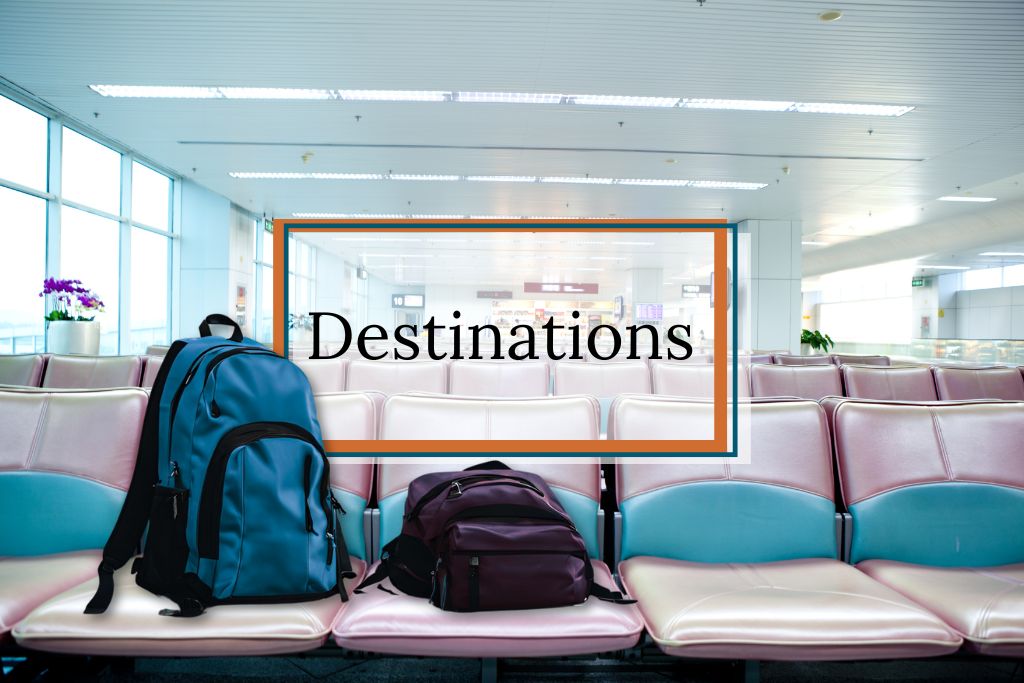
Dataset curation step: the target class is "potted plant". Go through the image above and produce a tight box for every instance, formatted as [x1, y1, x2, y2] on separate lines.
[288, 312, 314, 344]
[39, 278, 105, 355]
[800, 328, 834, 355]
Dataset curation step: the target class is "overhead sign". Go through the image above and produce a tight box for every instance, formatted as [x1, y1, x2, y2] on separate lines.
[523, 282, 599, 294]
[911, 278, 925, 287]
[477, 290, 513, 299]
[392, 293, 425, 308]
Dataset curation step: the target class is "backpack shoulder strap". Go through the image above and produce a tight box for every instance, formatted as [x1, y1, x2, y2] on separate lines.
[85, 341, 186, 615]
[589, 582, 636, 604]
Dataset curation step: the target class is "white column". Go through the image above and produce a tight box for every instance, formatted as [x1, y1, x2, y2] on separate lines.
[736, 220, 802, 354]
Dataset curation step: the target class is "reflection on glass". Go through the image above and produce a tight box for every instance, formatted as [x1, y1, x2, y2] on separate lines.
[0, 186, 46, 352]
[62, 127, 121, 214]
[0, 95, 48, 191]
[131, 162, 171, 230]
[60, 206, 120, 354]
[130, 228, 169, 352]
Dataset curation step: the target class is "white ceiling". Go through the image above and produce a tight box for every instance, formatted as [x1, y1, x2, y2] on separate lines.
[296, 230, 714, 288]
[1, 0, 1023, 260]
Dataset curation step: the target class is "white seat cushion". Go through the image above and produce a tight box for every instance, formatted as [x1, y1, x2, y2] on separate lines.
[333, 560, 643, 656]
[620, 556, 962, 661]
[859, 560, 1024, 657]
[13, 558, 365, 656]
[0, 551, 100, 637]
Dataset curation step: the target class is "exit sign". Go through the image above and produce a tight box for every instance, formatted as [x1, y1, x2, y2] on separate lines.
[912, 278, 925, 287]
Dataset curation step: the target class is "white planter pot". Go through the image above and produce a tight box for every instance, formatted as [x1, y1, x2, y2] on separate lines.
[801, 343, 819, 356]
[47, 320, 100, 355]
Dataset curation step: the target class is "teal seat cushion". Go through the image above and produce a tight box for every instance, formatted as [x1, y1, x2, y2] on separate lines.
[849, 482, 1024, 566]
[621, 480, 837, 562]
[0, 471, 125, 556]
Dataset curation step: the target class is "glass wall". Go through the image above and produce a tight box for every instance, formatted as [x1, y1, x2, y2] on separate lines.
[0, 91, 175, 355]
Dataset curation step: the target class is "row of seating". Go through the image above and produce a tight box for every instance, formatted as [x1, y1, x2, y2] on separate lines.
[747, 363, 1024, 402]
[0, 353, 163, 389]
[2, 388, 1021, 662]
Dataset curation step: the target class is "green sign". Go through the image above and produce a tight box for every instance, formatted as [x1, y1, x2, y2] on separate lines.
[911, 278, 925, 287]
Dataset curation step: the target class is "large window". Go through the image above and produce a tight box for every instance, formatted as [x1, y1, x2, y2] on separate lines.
[0, 91, 176, 356]
[253, 222, 274, 344]
[0, 96, 47, 191]
[61, 207, 120, 354]
[61, 127, 122, 215]
[0, 187, 46, 352]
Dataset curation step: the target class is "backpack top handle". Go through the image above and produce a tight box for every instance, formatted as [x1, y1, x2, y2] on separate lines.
[199, 314, 243, 343]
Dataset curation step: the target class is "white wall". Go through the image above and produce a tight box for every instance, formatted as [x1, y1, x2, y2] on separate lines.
[177, 180, 231, 337]
[953, 285, 1024, 340]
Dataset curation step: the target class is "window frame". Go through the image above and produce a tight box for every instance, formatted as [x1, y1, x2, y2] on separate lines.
[0, 86, 179, 354]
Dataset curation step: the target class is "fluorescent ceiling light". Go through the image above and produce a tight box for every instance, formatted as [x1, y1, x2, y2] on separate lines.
[919, 265, 969, 270]
[219, 87, 333, 100]
[570, 94, 679, 107]
[336, 89, 447, 102]
[388, 174, 460, 181]
[262, 173, 765, 189]
[681, 98, 795, 112]
[612, 241, 656, 246]
[230, 172, 383, 180]
[455, 91, 563, 104]
[90, 84, 913, 116]
[89, 85, 222, 98]
[465, 176, 538, 183]
[575, 268, 605, 272]
[540, 176, 616, 185]
[980, 251, 1024, 257]
[802, 241, 828, 246]
[590, 256, 626, 261]
[938, 196, 998, 202]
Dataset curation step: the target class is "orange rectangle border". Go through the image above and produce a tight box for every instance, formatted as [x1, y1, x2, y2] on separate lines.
[274, 218, 733, 455]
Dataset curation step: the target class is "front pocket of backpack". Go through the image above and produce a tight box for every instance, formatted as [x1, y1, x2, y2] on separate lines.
[441, 550, 589, 611]
[196, 423, 332, 600]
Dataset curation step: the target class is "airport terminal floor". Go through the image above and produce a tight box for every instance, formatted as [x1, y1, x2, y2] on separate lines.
[2, 2, 1024, 682]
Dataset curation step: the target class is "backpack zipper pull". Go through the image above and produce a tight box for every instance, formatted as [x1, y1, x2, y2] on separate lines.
[169, 461, 183, 489]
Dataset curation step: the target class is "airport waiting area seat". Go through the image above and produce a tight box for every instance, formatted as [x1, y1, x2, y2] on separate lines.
[0, 353, 48, 387]
[293, 358, 348, 394]
[932, 366, 1024, 401]
[333, 393, 644, 656]
[833, 399, 1024, 657]
[610, 396, 962, 660]
[650, 362, 750, 399]
[773, 354, 833, 366]
[841, 365, 939, 401]
[0, 388, 148, 642]
[41, 354, 145, 390]
[750, 363, 843, 401]
[831, 354, 890, 367]
[554, 361, 651, 433]
[345, 359, 447, 395]
[12, 391, 379, 656]
[448, 359, 549, 397]
[139, 355, 163, 389]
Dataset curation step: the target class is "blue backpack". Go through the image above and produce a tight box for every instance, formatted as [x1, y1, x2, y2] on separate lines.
[86, 314, 354, 617]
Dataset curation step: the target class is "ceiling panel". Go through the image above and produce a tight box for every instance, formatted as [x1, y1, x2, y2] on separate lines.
[0, 0, 1022, 261]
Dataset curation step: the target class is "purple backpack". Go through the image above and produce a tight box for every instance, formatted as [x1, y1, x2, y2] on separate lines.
[356, 461, 633, 611]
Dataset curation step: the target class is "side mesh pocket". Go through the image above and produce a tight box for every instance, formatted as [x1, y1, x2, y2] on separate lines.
[135, 485, 190, 596]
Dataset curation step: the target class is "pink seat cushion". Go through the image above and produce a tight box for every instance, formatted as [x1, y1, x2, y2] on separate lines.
[750, 365, 842, 401]
[859, 560, 1024, 657]
[333, 560, 643, 656]
[842, 366, 938, 401]
[619, 556, 961, 661]
[933, 367, 1024, 401]
[13, 558, 365, 656]
[0, 551, 101, 637]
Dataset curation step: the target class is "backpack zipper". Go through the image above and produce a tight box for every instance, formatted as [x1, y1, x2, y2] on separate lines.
[196, 422, 328, 560]
[406, 474, 544, 521]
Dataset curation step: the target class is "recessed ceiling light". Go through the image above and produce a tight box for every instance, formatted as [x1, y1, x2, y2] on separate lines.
[938, 196, 998, 202]
[539, 176, 616, 185]
[388, 174, 460, 181]
[230, 172, 383, 180]
[818, 10, 843, 22]
[465, 175, 538, 183]
[979, 252, 1024, 257]
[89, 84, 913, 116]
[802, 241, 828, 246]
[919, 265, 969, 270]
